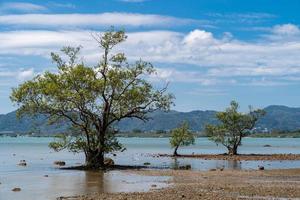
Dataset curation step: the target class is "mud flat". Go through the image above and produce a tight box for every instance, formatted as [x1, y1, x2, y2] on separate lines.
[157, 153, 300, 161]
[63, 168, 300, 200]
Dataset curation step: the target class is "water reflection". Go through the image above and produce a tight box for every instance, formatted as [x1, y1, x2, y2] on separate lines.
[0, 170, 171, 200]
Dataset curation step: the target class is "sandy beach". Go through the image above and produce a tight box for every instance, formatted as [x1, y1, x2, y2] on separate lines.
[61, 168, 300, 200]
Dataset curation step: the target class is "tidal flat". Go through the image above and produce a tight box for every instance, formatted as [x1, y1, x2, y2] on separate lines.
[67, 168, 300, 200]
[1, 136, 300, 199]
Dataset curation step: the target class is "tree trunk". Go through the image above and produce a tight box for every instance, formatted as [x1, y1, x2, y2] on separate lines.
[86, 151, 105, 169]
[228, 146, 238, 155]
[173, 146, 179, 156]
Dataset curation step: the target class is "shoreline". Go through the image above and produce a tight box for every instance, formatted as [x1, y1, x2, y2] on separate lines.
[61, 168, 300, 200]
[157, 153, 300, 161]
[2, 135, 300, 138]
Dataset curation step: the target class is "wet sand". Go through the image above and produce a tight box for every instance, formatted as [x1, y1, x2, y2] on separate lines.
[67, 168, 300, 200]
[158, 153, 300, 161]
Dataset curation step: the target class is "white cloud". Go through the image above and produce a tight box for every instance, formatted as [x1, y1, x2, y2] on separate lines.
[183, 29, 215, 45]
[272, 24, 300, 36]
[265, 24, 300, 41]
[0, 24, 300, 86]
[0, 2, 47, 13]
[17, 68, 35, 81]
[150, 68, 237, 86]
[0, 68, 35, 82]
[0, 13, 198, 28]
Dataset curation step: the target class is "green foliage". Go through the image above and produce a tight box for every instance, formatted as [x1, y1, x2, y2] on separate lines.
[170, 122, 195, 155]
[205, 101, 265, 155]
[10, 28, 173, 168]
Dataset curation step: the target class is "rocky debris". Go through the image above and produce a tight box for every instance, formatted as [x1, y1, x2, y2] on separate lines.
[18, 160, 27, 166]
[151, 184, 157, 188]
[12, 187, 21, 192]
[258, 166, 265, 170]
[54, 161, 66, 166]
[178, 165, 191, 170]
[104, 158, 114, 166]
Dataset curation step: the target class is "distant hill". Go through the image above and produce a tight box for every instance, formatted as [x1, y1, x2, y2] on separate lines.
[257, 105, 300, 131]
[0, 105, 300, 135]
[117, 110, 218, 132]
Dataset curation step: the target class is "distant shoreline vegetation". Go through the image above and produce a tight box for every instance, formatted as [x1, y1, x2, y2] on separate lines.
[1, 130, 300, 138]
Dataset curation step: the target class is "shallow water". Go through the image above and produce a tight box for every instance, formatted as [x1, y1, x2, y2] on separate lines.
[0, 136, 300, 199]
[0, 170, 170, 200]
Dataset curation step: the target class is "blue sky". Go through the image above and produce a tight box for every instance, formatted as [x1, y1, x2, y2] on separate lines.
[0, 0, 300, 113]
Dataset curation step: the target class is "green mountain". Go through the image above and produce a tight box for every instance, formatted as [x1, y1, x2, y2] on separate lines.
[0, 105, 299, 135]
[256, 105, 300, 131]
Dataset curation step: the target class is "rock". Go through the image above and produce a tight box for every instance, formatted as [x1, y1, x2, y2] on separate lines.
[151, 184, 157, 187]
[12, 154, 16, 156]
[18, 160, 27, 166]
[44, 175, 49, 177]
[178, 165, 191, 170]
[209, 168, 217, 171]
[181, 194, 186, 198]
[53, 161, 66, 166]
[112, 153, 117, 157]
[12, 187, 21, 192]
[263, 145, 272, 147]
[258, 166, 264, 170]
[143, 162, 151, 166]
[104, 158, 114, 166]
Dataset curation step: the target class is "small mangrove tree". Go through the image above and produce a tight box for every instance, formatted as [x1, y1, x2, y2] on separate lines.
[205, 101, 265, 155]
[170, 122, 195, 156]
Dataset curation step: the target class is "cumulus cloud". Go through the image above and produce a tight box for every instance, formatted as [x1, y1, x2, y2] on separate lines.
[272, 24, 300, 36]
[0, 24, 300, 86]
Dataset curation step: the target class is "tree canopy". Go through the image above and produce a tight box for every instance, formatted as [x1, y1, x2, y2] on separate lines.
[170, 122, 195, 156]
[10, 29, 174, 168]
[205, 101, 265, 155]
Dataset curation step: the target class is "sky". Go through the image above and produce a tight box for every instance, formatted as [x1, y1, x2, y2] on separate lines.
[0, 0, 300, 114]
